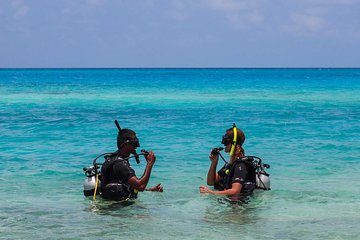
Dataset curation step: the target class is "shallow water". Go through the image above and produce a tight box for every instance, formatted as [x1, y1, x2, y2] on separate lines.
[0, 68, 359, 239]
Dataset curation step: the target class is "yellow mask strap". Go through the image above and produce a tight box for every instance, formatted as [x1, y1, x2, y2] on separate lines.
[229, 126, 237, 156]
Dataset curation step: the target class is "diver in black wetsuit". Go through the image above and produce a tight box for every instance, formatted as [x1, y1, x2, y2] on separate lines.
[199, 124, 256, 201]
[100, 127, 163, 201]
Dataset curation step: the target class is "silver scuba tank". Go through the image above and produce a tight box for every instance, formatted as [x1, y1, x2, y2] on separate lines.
[83, 176, 101, 197]
[83, 166, 101, 197]
[256, 171, 271, 190]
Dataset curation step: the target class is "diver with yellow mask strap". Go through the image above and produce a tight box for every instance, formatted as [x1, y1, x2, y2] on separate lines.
[200, 123, 267, 202]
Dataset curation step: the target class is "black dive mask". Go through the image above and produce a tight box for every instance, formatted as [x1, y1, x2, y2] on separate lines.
[127, 137, 140, 148]
[221, 134, 233, 146]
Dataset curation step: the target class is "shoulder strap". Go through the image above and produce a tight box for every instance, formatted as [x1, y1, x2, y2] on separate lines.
[225, 157, 256, 188]
[225, 160, 243, 188]
[101, 154, 125, 185]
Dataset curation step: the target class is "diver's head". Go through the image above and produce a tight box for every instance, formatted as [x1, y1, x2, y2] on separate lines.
[117, 129, 140, 156]
[221, 124, 245, 157]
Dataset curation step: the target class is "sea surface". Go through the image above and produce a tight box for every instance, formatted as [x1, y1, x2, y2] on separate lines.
[0, 68, 359, 239]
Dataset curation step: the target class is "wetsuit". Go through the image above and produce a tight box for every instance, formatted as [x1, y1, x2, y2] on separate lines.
[100, 153, 138, 201]
[215, 158, 256, 200]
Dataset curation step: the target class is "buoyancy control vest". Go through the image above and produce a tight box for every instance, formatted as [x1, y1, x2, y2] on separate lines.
[215, 157, 256, 194]
[100, 153, 138, 201]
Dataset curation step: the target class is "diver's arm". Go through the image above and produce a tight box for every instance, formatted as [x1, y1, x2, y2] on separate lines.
[127, 164, 153, 191]
[127, 151, 155, 191]
[207, 162, 220, 186]
[207, 153, 220, 186]
[200, 182, 242, 196]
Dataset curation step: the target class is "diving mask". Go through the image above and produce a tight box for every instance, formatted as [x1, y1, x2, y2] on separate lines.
[221, 123, 238, 156]
[221, 134, 233, 146]
[127, 136, 140, 148]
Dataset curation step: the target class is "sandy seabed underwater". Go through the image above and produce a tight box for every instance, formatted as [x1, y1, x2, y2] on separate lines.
[0, 68, 359, 239]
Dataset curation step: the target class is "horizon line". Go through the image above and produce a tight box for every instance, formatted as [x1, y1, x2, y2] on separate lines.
[1, 67, 360, 70]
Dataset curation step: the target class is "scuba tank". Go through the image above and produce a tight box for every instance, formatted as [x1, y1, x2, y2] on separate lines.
[82, 152, 110, 198]
[256, 169, 271, 190]
[83, 165, 101, 197]
[252, 157, 271, 190]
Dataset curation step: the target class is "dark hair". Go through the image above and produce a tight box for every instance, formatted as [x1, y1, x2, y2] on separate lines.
[117, 129, 136, 149]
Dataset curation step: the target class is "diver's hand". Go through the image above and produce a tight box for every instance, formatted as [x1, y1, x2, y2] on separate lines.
[145, 150, 156, 166]
[209, 150, 219, 164]
[146, 183, 163, 192]
[199, 186, 213, 194]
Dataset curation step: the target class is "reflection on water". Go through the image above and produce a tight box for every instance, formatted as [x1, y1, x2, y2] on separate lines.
[85, 198, 149, 217]
[202, 193, 266, 225]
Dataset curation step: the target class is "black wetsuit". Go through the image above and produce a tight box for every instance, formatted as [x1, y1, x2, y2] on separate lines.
[100, 153, 138, 201]
[215, 158, 256, 200]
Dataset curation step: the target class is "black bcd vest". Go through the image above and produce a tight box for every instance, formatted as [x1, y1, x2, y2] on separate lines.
[100, 153, 137, 201]
[215, 157, 256, 193]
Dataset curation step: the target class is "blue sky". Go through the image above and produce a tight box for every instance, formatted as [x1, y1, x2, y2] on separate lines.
[1, 0, 359, 68]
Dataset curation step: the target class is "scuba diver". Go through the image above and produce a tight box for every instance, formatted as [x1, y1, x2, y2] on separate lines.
[83, 120, 163, 201]
[199, 124, 270, 202]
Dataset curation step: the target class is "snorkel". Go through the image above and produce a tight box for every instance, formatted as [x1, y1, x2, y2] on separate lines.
[229, 123, 237, 157]
[213, 123, 238, 174]
[115, 120, 141, 164]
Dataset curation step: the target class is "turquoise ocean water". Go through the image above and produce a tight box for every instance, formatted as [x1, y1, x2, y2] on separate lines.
[0, 68, 359, 239]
